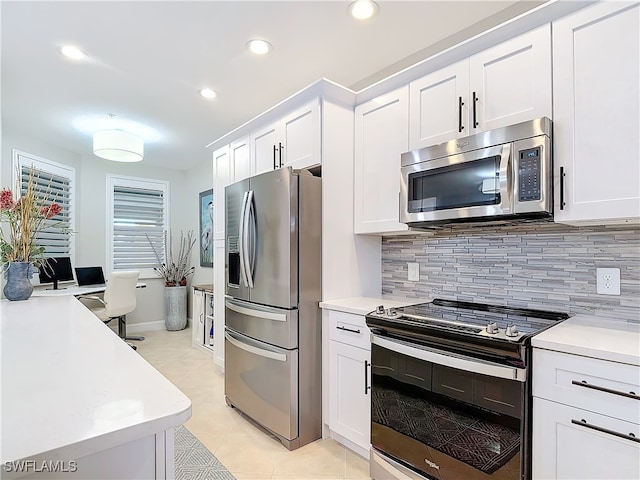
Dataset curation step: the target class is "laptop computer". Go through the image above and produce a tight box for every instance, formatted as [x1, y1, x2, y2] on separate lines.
[75, 266, 106, 287]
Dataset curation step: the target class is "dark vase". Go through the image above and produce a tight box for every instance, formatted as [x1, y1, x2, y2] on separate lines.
[3, 262, 35, 301]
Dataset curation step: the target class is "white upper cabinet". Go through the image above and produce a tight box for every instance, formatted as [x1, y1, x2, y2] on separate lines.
[251, 98, 321, 175]
[213, 145, 230, 241]
[409, 24, 552, 150]
[553, 1, 640, 225]
[354, 86, 409, 234]
[230, 136, 251, 182]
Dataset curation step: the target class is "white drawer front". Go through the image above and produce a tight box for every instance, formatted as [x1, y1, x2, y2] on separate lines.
[328, 311, 371, 350]
[533, 349, 640, 424]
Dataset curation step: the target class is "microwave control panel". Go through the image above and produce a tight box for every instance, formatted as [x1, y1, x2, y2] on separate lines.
[518, 147, 541, 201]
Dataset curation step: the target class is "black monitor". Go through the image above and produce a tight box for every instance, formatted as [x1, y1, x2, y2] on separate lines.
[38, 256, 74, 290]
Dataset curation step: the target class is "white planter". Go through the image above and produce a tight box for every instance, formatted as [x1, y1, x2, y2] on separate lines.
[164, 286, 187, 331]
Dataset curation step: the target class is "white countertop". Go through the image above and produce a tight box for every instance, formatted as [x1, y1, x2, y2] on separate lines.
[532, 314, 640, 366]
[0, 296, 191, 467]
[319, 296, 424, 316]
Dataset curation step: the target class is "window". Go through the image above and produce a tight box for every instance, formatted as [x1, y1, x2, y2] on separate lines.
[12, 150, 75, 260]
[107, 175, 169, 277]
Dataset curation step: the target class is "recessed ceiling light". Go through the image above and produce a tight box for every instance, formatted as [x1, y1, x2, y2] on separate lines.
[200, 88, 218, 99]
[60, 45, 88, 60]
[348, 0, 379, 20]
[246, 39, 272, 55]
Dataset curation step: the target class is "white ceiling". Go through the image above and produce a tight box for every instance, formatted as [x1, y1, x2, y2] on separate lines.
[1, 1, 543, 171]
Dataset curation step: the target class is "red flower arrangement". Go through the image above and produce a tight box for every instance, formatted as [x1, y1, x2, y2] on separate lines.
[0, 168, 67, 268]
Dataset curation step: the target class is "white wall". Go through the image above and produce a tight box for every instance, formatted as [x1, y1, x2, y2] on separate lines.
[1, 127, 211, 329]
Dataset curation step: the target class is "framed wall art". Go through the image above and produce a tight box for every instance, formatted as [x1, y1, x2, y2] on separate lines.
[199, 189, 213, 267]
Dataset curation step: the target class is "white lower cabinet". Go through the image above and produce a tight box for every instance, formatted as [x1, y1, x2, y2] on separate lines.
[326, 310, 371, 457]
[192, 288, 205, 347]
[532, 348, 640, 479]
[533, 397, 640, 480]
[191, 287, 214, 357]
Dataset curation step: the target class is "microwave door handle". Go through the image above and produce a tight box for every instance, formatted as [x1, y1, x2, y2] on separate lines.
[238, 191, 249, 287]
[246, 189, 255, 289]
[499, 143, 513, 214]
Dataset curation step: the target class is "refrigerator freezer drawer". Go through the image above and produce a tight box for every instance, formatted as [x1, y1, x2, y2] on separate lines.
[225, 297, 298, 349]
[225, 329, 299, 441]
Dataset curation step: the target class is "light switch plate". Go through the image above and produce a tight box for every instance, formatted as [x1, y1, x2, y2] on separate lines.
[408, 262, 419, 282]
[596, 267, 620, 295]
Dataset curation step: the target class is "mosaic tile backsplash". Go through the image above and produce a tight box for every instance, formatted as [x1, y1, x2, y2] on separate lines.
[382, 223, 640, 323]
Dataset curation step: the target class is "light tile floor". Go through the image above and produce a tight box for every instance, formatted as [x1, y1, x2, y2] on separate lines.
[134, 328, 371, 480]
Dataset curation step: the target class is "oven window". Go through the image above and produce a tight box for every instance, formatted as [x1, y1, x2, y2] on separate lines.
[408, 156, 501, 213]
[370, 343, 523, 479]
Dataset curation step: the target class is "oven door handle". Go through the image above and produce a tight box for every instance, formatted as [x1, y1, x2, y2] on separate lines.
[371, 335, 526, 382]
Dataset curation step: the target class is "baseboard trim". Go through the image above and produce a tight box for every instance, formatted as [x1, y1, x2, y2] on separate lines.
[126, 320, 166, 333]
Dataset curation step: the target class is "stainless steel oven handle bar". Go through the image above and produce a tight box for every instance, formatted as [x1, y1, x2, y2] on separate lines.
[372, 334, 526, 382]
[225, 330, 286, 362]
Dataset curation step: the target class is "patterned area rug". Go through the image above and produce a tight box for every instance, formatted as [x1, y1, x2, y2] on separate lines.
[175, 425, 236, 480]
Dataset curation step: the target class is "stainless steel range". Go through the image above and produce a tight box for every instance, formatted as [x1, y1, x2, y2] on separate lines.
[366, 299, 569, 480]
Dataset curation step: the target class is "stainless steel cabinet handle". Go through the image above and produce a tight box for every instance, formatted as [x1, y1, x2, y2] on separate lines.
[571, 380, 640, 400]
[365, 360, 371, 395]
[336, 325, 361, 334]
[273, 144, 278, 170]
[458, 96, 464, 133]
[278, 142, 284, 168]
[571, 419, 640, 443]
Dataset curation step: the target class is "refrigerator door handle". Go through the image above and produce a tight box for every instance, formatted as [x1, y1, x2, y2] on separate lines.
[225, 330, 287, 362]
[243, 190, 255, 288]
[248, 190, 257, 286]
[225, 298, 288, 322]
[238, 191, 249, 287]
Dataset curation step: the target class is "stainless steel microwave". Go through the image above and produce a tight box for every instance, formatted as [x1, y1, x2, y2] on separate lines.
[400, 117, 552, 227]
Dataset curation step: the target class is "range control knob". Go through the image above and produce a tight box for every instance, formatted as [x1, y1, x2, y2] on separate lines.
[387, 307, 398, 317]
[505, 324, 519, 337]
[375, 305, 385, 314]
[486, 322, 499, 334]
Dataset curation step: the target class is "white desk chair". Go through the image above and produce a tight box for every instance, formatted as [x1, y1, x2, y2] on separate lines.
[79, 271, 143, 348]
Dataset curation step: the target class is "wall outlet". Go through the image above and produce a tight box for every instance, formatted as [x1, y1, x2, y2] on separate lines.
[596, 268, 620, 295]
[408, 262, 420, 282]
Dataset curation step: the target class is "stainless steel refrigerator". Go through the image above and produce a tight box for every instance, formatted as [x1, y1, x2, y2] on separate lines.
[224, 167, 322, 450]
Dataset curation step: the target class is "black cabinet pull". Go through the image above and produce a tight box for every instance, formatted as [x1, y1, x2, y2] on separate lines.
[571, 419, 640, 443]
[336, 325, 360, 334]
[560, 166, 566, 210]
[458, 96, 465, 133]
[571, 380, 640, 400]
[365, 360, 371, 395]
[472, 91, 479, 128]
[278, 142, 284, 168]
[273, 145, 278, 170]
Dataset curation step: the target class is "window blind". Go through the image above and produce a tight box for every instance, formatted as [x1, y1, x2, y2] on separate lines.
[20, 166, 72, 257]
[112, 185, 166, 270]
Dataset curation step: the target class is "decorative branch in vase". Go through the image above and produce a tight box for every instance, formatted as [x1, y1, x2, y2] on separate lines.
[147, 230, 196, 287]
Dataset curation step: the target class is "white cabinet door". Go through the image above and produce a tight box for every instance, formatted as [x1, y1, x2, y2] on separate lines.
[230, 136, 251, 182]
[213, 240, 226, 369]
[470, 24, 551, 133]
[328, 340, 371, 451]
[553, 2, 640, 225]
[409, 60, 469, 149]
[281, 98, 321, 170]
[354, 86, 409, 234]
[192, 289, 204, 347]
[251, 122, 279, 175]
[213, 145, 230, 241]
[533, 397, 640, 480]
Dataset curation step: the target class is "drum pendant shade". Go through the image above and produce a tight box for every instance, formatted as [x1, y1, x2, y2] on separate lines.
[93, 129, 144, 162]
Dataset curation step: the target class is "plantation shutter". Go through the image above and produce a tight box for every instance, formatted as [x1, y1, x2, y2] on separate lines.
[20, 165, 72, 258]
[112, 185, 165, 270]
